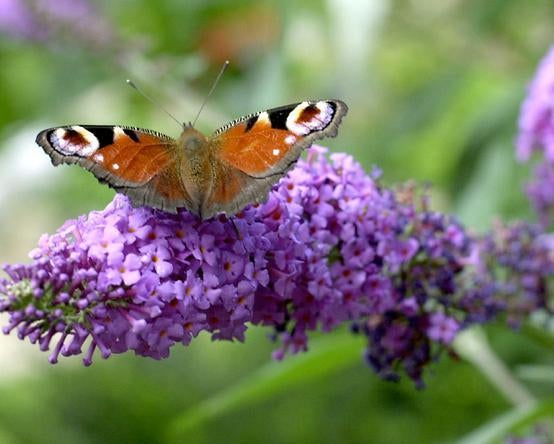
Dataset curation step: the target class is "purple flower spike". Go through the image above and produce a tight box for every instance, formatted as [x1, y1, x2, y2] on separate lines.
[0, 147, 511, 384]
[0, 0, 115, 48]
[517, 46, 554, 226]
[0, 0, 43, 40]
[473, 222, 554, 327]
[517, 47, 554, 162]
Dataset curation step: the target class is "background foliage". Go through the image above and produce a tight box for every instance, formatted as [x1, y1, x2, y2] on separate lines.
[0, 1, 553, 443]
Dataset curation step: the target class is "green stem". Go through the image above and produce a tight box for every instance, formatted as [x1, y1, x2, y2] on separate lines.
[454, 328, 535, 406]
[456, 400, 554, 444]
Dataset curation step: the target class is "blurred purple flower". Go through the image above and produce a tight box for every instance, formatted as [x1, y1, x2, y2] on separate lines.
[517, 46, 554, 162]
[0, 0, 114, 47]
[0, 0, 43, 39]
[473, 222, 553, 327]
[517, 46, 554, 226]
[505, 423, 553, 444]
[427, 313, 459, 344]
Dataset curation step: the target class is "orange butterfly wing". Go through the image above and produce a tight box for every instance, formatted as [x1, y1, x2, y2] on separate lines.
[202, 100, 348, 217]
[36, 125, 193, 212]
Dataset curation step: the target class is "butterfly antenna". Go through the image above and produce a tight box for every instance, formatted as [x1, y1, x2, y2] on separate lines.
[126, 79, 184, 128]
[191, 60, 230, 127]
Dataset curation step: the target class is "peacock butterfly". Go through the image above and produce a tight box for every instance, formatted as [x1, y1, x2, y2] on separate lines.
[35, 99, 348, 219]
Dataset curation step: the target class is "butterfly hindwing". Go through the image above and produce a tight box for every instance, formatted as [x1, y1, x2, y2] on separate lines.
[204, 100, 348, 216]
[202, 161, 275, 218]
[36, 125, 193, 211]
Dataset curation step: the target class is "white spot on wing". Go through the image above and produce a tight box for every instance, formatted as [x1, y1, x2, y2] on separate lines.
[93, 153, 104, 163]
[257, 111, 271, 126]
[112, 163, 120, 170]
[113, 126, 126, 139]
[272, 148, 280, 156]
[285, 135, 296, 145]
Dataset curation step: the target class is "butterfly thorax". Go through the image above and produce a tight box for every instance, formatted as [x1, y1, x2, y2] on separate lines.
[177, 127, 212, 210]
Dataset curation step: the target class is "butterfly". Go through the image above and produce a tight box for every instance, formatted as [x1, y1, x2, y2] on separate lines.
[36, 100, 348, 219]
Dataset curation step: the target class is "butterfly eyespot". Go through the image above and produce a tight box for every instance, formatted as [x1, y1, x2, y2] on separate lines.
[51, 126, 100, 156]
[286, 101, 334, 136]
[296, 104, 320, 123]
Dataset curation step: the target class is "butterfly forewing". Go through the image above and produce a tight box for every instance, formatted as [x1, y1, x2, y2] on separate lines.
[212, 100, 347, 178]
[36, 125, 193, 211]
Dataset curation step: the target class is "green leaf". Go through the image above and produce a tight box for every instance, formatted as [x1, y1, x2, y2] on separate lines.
[165, 332, 362, 443]
[456, 400, 554, 444]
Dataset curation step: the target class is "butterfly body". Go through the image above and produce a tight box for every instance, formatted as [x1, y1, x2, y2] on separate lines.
[36, 100, 348, 219]
[176, 126, 212, 213]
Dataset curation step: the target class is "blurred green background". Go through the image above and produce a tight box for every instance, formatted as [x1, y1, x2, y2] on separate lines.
[0, 1, 553, 443]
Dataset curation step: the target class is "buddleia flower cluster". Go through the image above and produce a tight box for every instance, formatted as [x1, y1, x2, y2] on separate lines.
[0, 147, 498, 384]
